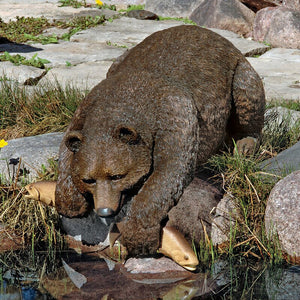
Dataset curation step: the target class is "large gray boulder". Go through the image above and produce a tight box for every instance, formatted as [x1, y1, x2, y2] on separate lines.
[253, 7, 300, 49]
[190, 0, 255, 36]
[265, 170, 300, 262]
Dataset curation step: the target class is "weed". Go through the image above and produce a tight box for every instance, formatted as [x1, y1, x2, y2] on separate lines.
[0, 79, 86, 140]
[0, 16, 50, 44]
[0, 52, 50, 69]
[119, 4, 145, 12]
[158, 16, 197, 25]
[106, 40, 128, 48]
[0, 15, 106, 45]
[59, 0, 87, 8]
[65, 61, 72, 67]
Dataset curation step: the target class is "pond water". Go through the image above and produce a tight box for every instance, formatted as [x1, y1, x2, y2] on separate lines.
[1, 252, 299, 300]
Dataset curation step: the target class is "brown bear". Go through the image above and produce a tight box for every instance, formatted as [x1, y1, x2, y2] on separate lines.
[55, 25, 265, 255]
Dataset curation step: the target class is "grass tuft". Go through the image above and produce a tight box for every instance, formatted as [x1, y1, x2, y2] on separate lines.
[0, 79, 86, 140]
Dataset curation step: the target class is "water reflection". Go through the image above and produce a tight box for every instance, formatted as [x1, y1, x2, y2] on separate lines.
[1, 252, 300, 299]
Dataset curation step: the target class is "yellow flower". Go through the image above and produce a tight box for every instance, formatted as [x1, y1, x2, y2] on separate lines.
[0, 139, 8, 148]
[95, 0, 103, 6]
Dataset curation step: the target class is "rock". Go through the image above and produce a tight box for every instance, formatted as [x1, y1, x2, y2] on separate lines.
[190, 0, 255, 37]
[265, 170, 300, 262]
[211, 194, 241, 246]
[124, 257, 188, 274]
[0, 132, 63, 181]
[127, 9, 159, 20]
[260, 141, 300, 176]
[253, 7, 300, 49]
[282, 0, 300, 11]
[167, 178, 222, 245]
[265, 266, 300, 300]
[247, 48, 300, 101]
[145, 0, 203, 18]
[38, 61, 113, 91]
[264, 106, 300, 131]
[209, 28, 270, 56]
[0, 61, 46, 85]
[240, 0, 277, 13]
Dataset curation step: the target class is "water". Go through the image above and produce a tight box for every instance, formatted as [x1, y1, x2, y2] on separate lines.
[1, 252, 299, 299]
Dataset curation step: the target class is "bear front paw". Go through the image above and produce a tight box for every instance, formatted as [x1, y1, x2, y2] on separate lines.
[120, 221, 161, 256]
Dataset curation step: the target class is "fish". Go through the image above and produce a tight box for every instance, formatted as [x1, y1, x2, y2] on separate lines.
[24, 181, 57, 206]
[24, 181, 199, 270]
[158, 226, 199, 271]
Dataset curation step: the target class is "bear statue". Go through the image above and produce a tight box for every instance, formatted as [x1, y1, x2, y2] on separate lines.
[55, 25, 265, 255]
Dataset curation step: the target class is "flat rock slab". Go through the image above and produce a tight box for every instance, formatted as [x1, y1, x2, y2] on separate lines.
[38, 61, 113, 90]
[0, 132, 64, 181]
[0, 3, 117, 22]
[0, 61, 45, 84]
[209, 28, 270, 56]
[247, 48, 300, 101]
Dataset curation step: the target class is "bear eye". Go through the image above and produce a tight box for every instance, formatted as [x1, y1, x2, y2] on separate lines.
[82, 178, 96, 185]
[109, 174, 126, 181]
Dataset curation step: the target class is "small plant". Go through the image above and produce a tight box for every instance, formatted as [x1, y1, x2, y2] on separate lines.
[119, 4, 145, 12]
[106, 40, 128, 48]
[65, 61, 72, 67]
[0, 16, 50, 44]
[158, 16, 197, 25]
[59, 0, 87, 8]
[0, 52, 50, 69]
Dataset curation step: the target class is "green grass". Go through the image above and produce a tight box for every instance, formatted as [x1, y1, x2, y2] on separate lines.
[0, 15, 106, 45]
[158, 16, 196, 25]
[0, 52, 50, 69]
[202, 110, 300, 265]
[0, 79, 86, 140]
[59, 0, 88, 8]
[119, 4, 145, 12]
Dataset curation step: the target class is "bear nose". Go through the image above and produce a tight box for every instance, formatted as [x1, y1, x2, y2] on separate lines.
[96, 207, 115, 217]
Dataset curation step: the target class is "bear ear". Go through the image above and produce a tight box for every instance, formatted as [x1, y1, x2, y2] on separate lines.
[114, 125, 141, 145]
[65, 131, 84, 153]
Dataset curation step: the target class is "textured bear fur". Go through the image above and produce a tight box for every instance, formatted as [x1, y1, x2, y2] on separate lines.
[55, 25, 265, 255]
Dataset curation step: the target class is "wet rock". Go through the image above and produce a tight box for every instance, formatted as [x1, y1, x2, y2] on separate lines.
[45, 260, 204, 299]
[240, 0, 277, 13]
[145, 0, 202, 18]
[190, 0, 255, 37]
[282, 0, 300, 11]
[265, 266, 300, 299]
[260, 142, 300, 176]
[253, 7, 300, 49]
[0, 132, 63, 181]
[0, 62, 46, 85]
[167, 178, 222, 244]
[124, 257, 188, 274]
[265, 170, 300, 262]
[127, 9, 159, 20]
[211, 194, 241, 246]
